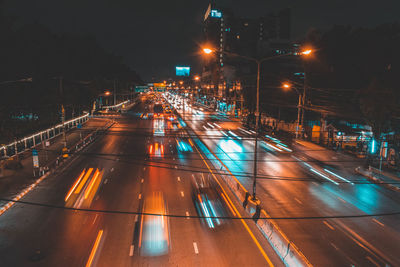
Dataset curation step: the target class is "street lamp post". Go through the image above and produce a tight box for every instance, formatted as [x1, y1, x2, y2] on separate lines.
[202, 47, 312, 200]
[282, 82, 302, 139]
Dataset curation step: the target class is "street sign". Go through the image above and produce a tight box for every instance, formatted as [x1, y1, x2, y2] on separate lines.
[32, 149, 39, 168]
[135, 86, 149, 93]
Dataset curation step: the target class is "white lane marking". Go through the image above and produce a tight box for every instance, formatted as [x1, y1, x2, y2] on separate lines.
[193, 242, 199, 254]
[110, 168, 114, 172]
[323, 220, 335, 230]
[104, 179, 108, 184]
[372, 218, 385, 227]
[312, 182, 319, 186]
[177, 177, 181, 182]
[173, 157, 175, 160]
[141, 179, 144, 183]
[186, 211, 190, 219]
[95, 195, 100, 201]
[180, 191, 184, 197]
[330, 242, 339, 250]
[143, 167, 146, 170]
[337, 196, 346, 203]
[366, 256, 381, 267]
[294, 198, 302, 204]
[138, 194, 142, 199]
[92, 214, 98, 225]
[129, 245, 135, 256]
[175, 166, 178, 169]
[213, 123, 221, 129]
[135, 215, 138, 222]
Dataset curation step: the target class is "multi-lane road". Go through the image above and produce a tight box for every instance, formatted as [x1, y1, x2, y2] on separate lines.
[169, 92, 400, 267]
[0, 97, 283, 266]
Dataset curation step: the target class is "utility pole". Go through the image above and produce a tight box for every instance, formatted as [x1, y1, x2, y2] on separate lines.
[113, 79, 117, 106]
[300, 72, 307, 136]
[296, 93, 302, 139]
[60, 77, 67, 148]
[252, 60, 260, 200]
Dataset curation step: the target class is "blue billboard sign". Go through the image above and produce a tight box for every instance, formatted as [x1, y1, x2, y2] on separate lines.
[176, 66, 190, 77]
[211, 10, 222, 18]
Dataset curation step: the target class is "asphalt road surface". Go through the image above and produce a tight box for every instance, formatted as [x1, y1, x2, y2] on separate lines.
[169, 92, 400, 267]
[0, 97, 283, 267]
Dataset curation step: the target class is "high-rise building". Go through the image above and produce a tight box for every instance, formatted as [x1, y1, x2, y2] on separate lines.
[201, 3, 294, 114]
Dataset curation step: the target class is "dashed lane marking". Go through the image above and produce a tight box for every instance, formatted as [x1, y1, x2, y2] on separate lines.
[193, 242, 199, 254]
[372, 218, 384, 227]
[186, 211, 189, 219]
[129, 245, 135, 256]
[141, 179, 144, 183]
[92, 214, 98, 225]
[366, 256, 381, 267]
[323, 220, 335, 230]
[177, 177, 181, 182]
[180, 191, 184, 197]
[138, 194, 142, 200]
[294, 198, 302, 204]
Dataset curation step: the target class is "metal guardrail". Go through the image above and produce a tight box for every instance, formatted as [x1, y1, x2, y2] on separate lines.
[100, 100, 130, 110]
[0, 113, 89, 159]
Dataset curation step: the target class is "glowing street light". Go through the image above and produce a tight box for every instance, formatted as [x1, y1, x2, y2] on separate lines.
[194, 76, 200, 81]
[282, 83, 291, 89]
[105, 91, 111, 96]
[281, 81, 303, 139]
[203, 48, 213, 54]
[301, 49, 313, 55]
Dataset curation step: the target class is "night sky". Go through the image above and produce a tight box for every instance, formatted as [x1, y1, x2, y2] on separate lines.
[4, 0, 400, 81]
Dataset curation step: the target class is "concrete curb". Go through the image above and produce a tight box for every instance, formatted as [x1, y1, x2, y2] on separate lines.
[355, 167, 400, 192]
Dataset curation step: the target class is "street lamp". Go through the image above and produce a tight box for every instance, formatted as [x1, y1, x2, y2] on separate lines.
[202, 46, 313, 200]
[281, 82, 303, 139]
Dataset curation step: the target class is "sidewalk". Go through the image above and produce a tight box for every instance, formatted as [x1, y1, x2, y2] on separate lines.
[355, 165, 400, 192]
[0, 118, 111, 201]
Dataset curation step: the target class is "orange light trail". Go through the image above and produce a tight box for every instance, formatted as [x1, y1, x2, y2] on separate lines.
[65, 169, 86, 202]
[75, 168, 94, 194]
[84, 169, 100, 199]
[85, 229, 103, 267]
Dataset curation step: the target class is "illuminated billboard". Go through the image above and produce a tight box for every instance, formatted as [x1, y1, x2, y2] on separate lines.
[211, 10, 222, 18]
[176, 66, 190, 76]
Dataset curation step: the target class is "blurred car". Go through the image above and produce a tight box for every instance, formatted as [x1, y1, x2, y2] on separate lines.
[191, 174, 230, 228]
[149, 142, 164, 157]
[139, 192, 170, 256]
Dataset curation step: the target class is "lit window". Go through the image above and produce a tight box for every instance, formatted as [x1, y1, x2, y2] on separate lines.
[244, 22, 248, 26]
